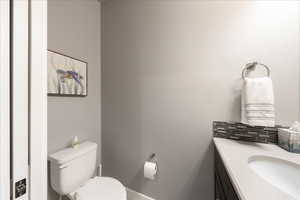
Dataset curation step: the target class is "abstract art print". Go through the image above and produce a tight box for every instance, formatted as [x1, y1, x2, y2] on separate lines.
[48, 50, 87, 97]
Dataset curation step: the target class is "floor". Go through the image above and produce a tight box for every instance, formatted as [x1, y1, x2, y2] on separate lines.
[127, 189, 155, 200]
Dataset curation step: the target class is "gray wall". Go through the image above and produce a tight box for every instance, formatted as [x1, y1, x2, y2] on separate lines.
[48, 0, 101, 199]
[102, 1, 300, 200]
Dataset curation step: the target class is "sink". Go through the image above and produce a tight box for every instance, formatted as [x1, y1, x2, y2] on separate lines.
[248, 155, 300, 199]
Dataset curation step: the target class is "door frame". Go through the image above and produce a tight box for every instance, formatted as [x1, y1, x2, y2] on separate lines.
[29, 0, 48, 199]
[0, 0, 11, 199]
[0, 1, 47, 199]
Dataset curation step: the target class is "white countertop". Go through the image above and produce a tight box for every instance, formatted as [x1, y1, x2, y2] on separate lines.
[213, 137, 300, 200]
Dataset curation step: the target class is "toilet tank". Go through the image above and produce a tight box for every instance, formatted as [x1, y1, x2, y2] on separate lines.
[48, 142, 98, 195]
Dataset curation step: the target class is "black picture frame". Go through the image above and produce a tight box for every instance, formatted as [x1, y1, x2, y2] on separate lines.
[47, 50, 88, 97]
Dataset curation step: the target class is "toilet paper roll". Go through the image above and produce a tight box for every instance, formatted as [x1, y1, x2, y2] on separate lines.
[144, 161, 157, 180]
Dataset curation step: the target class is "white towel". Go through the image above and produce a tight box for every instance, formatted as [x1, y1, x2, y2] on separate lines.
[241, 77, 275, 127]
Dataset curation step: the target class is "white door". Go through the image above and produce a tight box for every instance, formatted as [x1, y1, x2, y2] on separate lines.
[0, 1, 28, 199]
[0, 0, 11, 199]
[11, 0, 29, 199]
[0, 0, 47, 199]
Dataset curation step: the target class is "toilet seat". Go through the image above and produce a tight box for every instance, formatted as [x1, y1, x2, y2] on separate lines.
[68, 177, 127, 200]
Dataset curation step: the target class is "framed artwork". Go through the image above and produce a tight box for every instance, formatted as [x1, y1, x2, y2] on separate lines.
[47, 50, 87, 97]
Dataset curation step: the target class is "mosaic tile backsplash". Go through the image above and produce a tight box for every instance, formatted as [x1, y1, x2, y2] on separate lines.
[213, 121, 284, 144]
[278, 128, 300, 153]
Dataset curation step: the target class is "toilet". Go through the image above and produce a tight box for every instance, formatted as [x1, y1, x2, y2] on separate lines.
[48, 141, 127, 200]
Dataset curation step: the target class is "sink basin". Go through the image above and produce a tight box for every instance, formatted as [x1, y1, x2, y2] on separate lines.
[248, 155, 300, 199]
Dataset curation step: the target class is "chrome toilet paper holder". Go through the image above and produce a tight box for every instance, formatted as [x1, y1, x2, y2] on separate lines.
[144, 153, 158, 180]
[147, 153, 158, 171]
[148, 153, 157, 163]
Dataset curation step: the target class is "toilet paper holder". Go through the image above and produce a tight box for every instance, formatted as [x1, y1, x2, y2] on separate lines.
[144, 153, 158, 180]
[148, 153, 157, 163]
[147, 153, 158, 171]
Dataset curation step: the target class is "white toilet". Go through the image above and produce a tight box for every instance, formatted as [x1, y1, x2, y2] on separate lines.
[48, 141, 127, 200]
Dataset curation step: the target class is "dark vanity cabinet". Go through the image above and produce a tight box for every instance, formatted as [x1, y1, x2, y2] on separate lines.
[215, 148, 240, 200]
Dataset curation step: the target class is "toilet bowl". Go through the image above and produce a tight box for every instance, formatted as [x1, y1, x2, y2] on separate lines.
[48, 142, 127, 200]
[68, 177, 126, 200]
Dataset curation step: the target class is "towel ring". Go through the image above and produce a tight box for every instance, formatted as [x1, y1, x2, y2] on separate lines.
[242, 62, 271, 80]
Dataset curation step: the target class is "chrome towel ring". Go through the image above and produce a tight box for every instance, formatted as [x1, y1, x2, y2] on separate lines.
[242, 62, 271, 80]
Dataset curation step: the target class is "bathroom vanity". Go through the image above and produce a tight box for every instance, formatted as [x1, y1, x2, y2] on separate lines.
[215, 147, 239, 200]
[214, 138, 300, 200]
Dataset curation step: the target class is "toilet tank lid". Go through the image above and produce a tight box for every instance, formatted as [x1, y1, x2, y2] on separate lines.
[48, 141, 97, 165]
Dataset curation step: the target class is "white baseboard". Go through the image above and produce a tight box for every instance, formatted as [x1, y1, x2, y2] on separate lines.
[126, 188, 155, 200]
